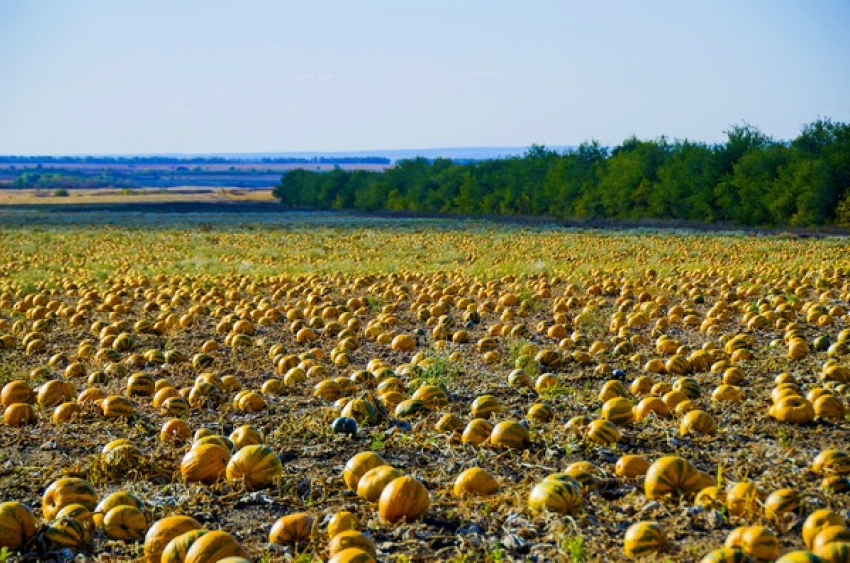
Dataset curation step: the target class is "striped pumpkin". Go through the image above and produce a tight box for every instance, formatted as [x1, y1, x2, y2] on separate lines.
[470, 395, 501, 418]
[378, 476, 430, 524]
[644, 456, 704, 499]
[229, 425, 263, 450]
[102, 505, 148, 541]
[804, 510, 846, 549]
[565, 461, 603, 490]
[269, 512, 314, 545]
[726, 482, 761, 518]
[3, 403, 36, 426]
[462, 419, 494, 446]
[817, 542, 850, 563]
[673, 376, 701, 398]
[394, 399, 427, 419]
[528, 478, 581, 515]
[435, 413, 464, 433]
[42, 477, 98, 521]
[775, 551, 829, 563]
[329, 530, 377, 560]
[764, 488, 800, 522]
[699, 548, 756, 563]
[741, 526, 780, 561]
[634, 396, 670, 420]
[411, 384, 448, 409]
[490, 421, 531, 450]
[341, 398, 378, 425]
[143, 515, 202, 563]
[55, 504, 93, 529]
[101, 395, 136, 418]
[679, 410, 717, 437]
[0, 501, 36, 550]
[585, 419, 621, 445]
[813, 527, 850, 557]
[326, 511, 359, 538]
[43, 517, 89, 549]
[161, 529, 208, 563]
[666, 355, 692, 375]
[328, 548, 377, 563]
[601, 397, 634, 426]
[181, 443, 230, 485]
[822, 476, 850, 494]
[623, 521, 668, 557]
[184, 530, 248, 563]
[225, 444, 283, 491]
[343, 452, 386, 491]
[813, 450, 850, 476]
[93, 491, 144, 528]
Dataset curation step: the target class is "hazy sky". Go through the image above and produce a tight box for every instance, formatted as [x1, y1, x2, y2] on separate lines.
[1, 1, 848, 154]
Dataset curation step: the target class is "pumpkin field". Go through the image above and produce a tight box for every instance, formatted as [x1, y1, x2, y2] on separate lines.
[0, 211, 848, 562]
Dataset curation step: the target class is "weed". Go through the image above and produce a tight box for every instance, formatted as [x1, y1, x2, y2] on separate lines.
[370, 433, 387, 451]
[561, 534, 587, 562]
[0, 547, 11, 562]
[490, 541, 503, 563]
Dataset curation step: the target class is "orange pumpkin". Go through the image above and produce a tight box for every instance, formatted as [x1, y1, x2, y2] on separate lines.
[357, 466, 404, 502]
[102, 505, 148, 541]
[343, 452, 387, 491]
[183, 530, 248, 563]
[329, 530, 377, 560]
[378, 476, 430, 524]
[453, 467, 499, 497]
[180, 443, 230, 484]
[269, 512, 314, 545]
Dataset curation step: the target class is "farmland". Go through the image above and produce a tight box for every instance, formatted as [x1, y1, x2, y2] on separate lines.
[0, 208, 848, 562]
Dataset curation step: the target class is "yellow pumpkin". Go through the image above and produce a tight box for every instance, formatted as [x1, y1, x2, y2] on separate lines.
[623, 521, 668, 557]
[803, 510, 846, 549]
[357, 466, 404, 502]
[453, 467, 499, 497]
[343, 452, 387, 491]
[0, 501, 36, 550]
[489, 420, 531, 450]
[184, 530, 249, 563]
[225, 444, 283, 491]
[615, 455, 651, 478]
[102, 504, 148, 541]
[42, 477, 98, 521]
[327, 511, 359, 538]
[328, 530, 377, 560]
[644, 456, 704, 499]
[527, 478, 581, 515]
[143, 515, 202, 563]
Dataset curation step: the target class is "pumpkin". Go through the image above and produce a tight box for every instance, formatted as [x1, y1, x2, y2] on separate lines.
[623, 521, 668, 557]
[813, 450, 850, 476]
[565, 461, 603, 490]
[180, 443, 230, 484]
[804, 510, 847, 549]
[616, 455, 651, 478]
[645, 456, 704, 499]
[329, 548, 377, 563]
[490, 420, 530, 450]
[453, 467, 499, 497]
[0, 501, 36, 550]
[526, 403, 554, 423]
[52, 401, 82, 424]
[726, 482, 761, 518]
[378, 476, 430, 524]
[812, 527, 850, 558]
[774, 551, 828, 563]
[741, 526, 779, 561]
[764, 488, 800, 522]
[229, 425, 263, 450]
[1, 381, 34, 407]
[679, 410, 717, 437]
[42, 477, 98, 521]
[435, 413, 464, 433]
[327, 511, 359, 538]
[143, 515, 202, 563]
[601, 397, 635, 426]
[411, 384, 448, 409]
[357, 465, 404, 502]
[395, 399, 428, 419]
[771, 396, 815, 424]
[184, 529, 248, 563]
[55, 503, 93, 530]
[816, 542, 850, 563]
[43, 517, 89, 549]
[93, 491, 145, 528]
[37, 380, 77, 408]
[822, 475, 850, 494]
[101, 395, 136, 418]
[341, 398, 378, 425]
[699, 548, 755, 563]
[343, 452, 387, 491]
[3, 403, 36, 426]
[584, 419, 621, 445]
[102, 504, 148, 541]
[161, 418, 192, 443]
[225, 444, 282, 491]
[161, 529, 209, 563]
[328, 530, 377, 560]
[634, 396, 670, 421]
[269, 512, 314, 545]
[695, 486, 726, 510]
[528, 478, 581, 515]
[470, 395, 500, 418]
[462, 418, 494, 446]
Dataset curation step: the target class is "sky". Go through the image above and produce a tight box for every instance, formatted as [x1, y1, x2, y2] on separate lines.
[0, 0, 848, 155]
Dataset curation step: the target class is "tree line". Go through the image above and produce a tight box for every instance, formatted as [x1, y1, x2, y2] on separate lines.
[273, 119, 850, 227]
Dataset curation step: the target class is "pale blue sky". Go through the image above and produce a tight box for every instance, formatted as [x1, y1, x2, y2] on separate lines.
[0, 0, 848, 154]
